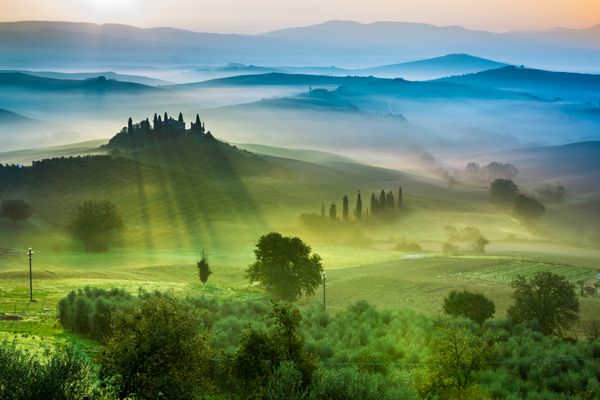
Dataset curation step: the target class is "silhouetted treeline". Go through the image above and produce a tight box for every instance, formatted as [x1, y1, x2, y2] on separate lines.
[324, 187, 404, 222]
[107, 113, 215, 149]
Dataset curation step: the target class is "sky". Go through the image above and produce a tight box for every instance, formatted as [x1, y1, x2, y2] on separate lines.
[0, 0, 598, 34]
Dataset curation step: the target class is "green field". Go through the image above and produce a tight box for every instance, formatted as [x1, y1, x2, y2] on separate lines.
[1, 138, 599, 346]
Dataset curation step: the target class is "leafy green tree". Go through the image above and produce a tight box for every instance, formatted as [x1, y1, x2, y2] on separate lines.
[69, 200, 123, 252]
[419, 320, 497, 400]
[443, 290, 495, 325]
[0, 199, 33, 223]
[490, 179, 519, 204]
[513, 194, 545, 221]
[342, 195, 349, 221]
[245, 233, 323, 301]
[197, 250, 212, 284]
[232, 302, 316, 399]
[507, 272, 579, 335]
[99, 295, 212, 400]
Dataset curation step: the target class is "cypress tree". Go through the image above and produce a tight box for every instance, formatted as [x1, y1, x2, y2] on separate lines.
[355, 191, 362, 220]
[379, 190, 386, 213]
[178, 112, 184, 123]
[164, 112, 168, 122]
[387, 191, 395, 210]
[342, 195, 349, 221]
[153, 113, 158, 130]
[370, 193, 379, 215]
[398, 187, 403, 210]
[329, 203, 337, 219]
[127, 117, 133, 134]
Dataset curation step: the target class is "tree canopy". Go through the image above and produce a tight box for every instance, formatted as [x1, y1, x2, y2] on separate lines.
[443, 290, 495, 325]
[245, 233, 323, 301]
[0, 199, 33, 223]
[513, 194, 545, 221]
[490, 179, 519, 204]
[99, 295, 212, 400]
[507, 272, 579, 335]
[69, 200, 123, 252]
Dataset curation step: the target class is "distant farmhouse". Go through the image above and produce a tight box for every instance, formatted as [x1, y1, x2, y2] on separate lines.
[107, 112, 214, 149]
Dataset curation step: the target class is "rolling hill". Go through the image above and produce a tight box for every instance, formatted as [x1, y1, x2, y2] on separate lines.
[0, 107, 34, 124]
[0, 72, 159, 93]
[438, 66, 600, 102]
[0, 70, 170, 86]
[355, 54, 509, 80]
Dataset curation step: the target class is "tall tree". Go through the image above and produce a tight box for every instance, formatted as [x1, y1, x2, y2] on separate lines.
[245, 233, 323, 301]
[329, 203, 337, 220]
[127, 117, 133, 134]
[370, 193, 379, 215]
[178, 112, 184, 123]
[507, 272, 579, 335]
[342, 195, 349, 221]
[153, 113, 158, 130]
[197, 251, 212, 284]
[379, 190, 386, 213]
[386, 191, 395, 210]
[164, 112, 168, 122]
[398, 187, 403, 209]
[355, 191, 362, 220]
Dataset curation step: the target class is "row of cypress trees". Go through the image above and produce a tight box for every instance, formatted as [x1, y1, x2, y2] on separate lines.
[322, 187, 404, 221]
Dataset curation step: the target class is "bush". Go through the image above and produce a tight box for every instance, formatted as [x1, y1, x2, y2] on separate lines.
[0, 340, 96, 400]
[58, 287, 135, 340]
[99, 295, 213, 400]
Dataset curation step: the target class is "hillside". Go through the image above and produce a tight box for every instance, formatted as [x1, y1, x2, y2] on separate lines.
[173, 73, 362, 88]
[0, 72, 159, 93]
[0, 107, 33, 124]
[0, 70, 170, 86]
[355, 53, 509, 80]
[438, 66, 600, 102]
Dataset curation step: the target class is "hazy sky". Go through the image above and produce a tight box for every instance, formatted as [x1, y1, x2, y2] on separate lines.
[1, 0, 598, 34]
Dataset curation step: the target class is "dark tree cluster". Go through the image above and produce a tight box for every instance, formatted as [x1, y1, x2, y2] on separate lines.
[107, 113, 214, 149]
[69, 200, 123, 252]
[0, 199, 32, 223]
[490, 179, 546, 221]
[324, 187, 404, 222]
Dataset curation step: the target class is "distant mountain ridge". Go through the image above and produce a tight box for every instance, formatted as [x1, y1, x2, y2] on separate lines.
[1, 20, 599, 71]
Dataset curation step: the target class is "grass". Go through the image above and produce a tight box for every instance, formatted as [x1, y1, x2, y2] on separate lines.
[1, 139, 599, 347]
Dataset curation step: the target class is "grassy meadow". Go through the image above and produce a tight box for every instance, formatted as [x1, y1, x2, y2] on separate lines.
[1, 137, 599, 347]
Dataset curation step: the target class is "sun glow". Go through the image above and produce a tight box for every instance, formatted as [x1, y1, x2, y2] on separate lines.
[89, 0, 139, 15]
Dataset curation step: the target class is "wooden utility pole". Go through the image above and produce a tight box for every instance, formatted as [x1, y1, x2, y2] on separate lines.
[28, 248, 33, 302]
